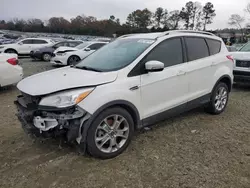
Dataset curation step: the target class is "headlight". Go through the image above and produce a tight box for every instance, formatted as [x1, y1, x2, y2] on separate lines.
[57, 52, 66, 56]
[39, 87, 94, 108]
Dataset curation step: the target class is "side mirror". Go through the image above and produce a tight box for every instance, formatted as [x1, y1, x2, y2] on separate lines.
[18, 42, 23, 45]
[145, 61, 164, 72]
[84, 48, 91, 52]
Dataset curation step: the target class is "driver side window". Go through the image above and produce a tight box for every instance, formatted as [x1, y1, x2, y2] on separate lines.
[142, 38, 184, 68]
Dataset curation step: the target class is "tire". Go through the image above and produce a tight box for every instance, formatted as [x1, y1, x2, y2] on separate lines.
[42, 53, 52, 62]
[5, 49, 17, 54]
[67, 55, 80, 66]
[205, 82, 229, 115]
[86, 107, 134, 159]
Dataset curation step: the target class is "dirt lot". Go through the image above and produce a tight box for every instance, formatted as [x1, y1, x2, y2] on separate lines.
[0, 58, 250, 188]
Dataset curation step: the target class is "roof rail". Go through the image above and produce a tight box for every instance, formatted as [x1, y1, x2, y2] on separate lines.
[157, 30, 215, 39]
[173, 30, 215, 36]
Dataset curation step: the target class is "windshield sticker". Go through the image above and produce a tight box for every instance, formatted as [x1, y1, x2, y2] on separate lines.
[137, 39, 154, 44]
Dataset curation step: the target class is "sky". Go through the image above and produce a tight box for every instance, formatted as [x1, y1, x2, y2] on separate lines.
[1, 0, 250, 29]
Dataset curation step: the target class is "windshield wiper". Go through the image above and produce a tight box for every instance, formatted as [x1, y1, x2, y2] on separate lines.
[74, 66, 103, 72]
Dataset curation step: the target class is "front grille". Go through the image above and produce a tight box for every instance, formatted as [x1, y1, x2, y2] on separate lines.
[233, 70, 250, 76]
[236, 60, 250, 68]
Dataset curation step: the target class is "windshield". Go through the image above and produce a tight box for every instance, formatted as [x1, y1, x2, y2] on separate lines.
[76, 42, 89, 49]
[75, 38, 155, 72]
[239, 42, 250, 52]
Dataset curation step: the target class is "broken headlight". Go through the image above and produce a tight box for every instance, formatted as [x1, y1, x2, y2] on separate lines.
[39, 87, 94, 108]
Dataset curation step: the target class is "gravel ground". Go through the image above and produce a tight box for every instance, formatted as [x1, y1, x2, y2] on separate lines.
[0, 58, 250, 188]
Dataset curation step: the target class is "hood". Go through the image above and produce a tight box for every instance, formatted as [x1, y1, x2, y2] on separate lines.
[17, 67, 118, 96]
[231, 52, 250, 61]
[55, 47, 77, 53]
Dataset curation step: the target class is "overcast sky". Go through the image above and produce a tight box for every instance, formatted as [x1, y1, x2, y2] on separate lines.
[1, 0, 250, 29]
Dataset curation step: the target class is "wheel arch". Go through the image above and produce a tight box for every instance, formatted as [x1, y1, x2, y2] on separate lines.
[67, 55, 81, 65]
[4, 48, 18, 54]
[214, 75, 232, 92]
[89, 100, 141, 129]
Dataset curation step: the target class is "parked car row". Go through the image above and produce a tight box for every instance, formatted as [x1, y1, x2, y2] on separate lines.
[30, 40, 83, 61]
[51, 41, 108, 65]
[14, 30, 234, 159]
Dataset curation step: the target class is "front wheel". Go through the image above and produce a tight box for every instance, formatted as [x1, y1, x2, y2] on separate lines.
[42, 53, 52, 62]
[67, 56, 80, 66]
[86, 107, 134, 159]
[205, 82, 229, 115]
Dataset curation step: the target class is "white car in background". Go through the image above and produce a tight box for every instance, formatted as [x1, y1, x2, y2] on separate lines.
[231, 42, 250, 84]
[0, 38, 54, 56]
[0, 53, 23, 87]
[51, 41, 108, 66]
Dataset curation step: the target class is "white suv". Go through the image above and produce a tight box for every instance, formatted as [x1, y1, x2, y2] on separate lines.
[15, 31, 233, 159]
[0, 38, 54, 55]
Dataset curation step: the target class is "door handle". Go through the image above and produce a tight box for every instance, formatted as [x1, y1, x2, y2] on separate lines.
[177, 70, 186, 76]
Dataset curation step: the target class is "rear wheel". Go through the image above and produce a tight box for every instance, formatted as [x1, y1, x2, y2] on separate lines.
[67, 55, 80, 66]
[205, 82, 229, 115]
[86, 107, 134, 159]
[42, 53, 52, 62]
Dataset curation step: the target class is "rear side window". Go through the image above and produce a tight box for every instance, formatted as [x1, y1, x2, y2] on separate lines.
[22, 39, 33, 44]
[88, 43, 106, 50]
[68, 41, 82, 47]
[185, 37, 209, 61]
[33, 39, 48, 44]
[206, 39, 221, 55]
[143, 38, 183, 68]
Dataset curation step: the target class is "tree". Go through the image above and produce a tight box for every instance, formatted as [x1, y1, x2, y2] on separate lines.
[228, 14, 245, 37]
[109, 15, 115, 21]
[154, 7, 165, 28]
[47, 17, 70, 33]
[245, 3, 250, 15]
[180, 1, 194, 30]
[190, 2, 202, 30]
[126, 9, 152, 28]
[168, 10, 181, 29]
[202, 2, 216, 31]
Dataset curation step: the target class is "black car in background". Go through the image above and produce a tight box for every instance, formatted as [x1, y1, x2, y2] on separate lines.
[30, 40, 83, 61]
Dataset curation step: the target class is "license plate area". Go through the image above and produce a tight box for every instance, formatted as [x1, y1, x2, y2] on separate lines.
[236, 60, 250, 68]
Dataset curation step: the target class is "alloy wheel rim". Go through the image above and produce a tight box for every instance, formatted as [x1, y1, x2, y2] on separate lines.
[69, 57, 79, 65]
[95, 114, 129, 153]
[215, 87, 228, 111]
[44, 54, 51, 61]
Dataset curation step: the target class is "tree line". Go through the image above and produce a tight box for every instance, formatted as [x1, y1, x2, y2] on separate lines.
[228, 2, 250, 37]
[0, 1, 216, 37]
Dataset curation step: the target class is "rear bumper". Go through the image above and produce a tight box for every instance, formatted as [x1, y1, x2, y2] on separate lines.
[233, 70, 250, 83]
[1, 66, 23, 87]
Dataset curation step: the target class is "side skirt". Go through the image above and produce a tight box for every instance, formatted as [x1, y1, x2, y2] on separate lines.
[142, 93, 211, 127]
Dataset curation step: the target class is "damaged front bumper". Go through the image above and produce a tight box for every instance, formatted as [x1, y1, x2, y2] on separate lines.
[14, 95, 91, 144]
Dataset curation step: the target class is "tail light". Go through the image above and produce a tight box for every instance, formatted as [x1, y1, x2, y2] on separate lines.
[7, 58, 18, 65]
[226, 55, 234, 63]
